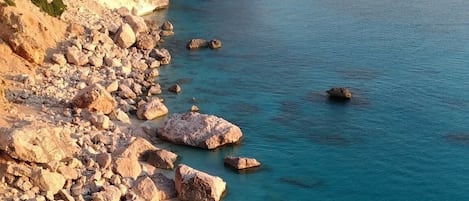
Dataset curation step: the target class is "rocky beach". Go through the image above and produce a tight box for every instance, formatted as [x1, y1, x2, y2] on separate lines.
[0, 0, 250, 200]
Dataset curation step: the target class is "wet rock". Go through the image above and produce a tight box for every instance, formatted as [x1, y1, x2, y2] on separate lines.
[168, 84, 181, 93]
[149, 48, 171, 65]
[124, 15, 148, 34]
[136, 34, 156, 50]
[175, 164, 226, 201]
[72, 83, 117, 114]
[31, 169, 65, 194]
[326, 87, 352, 100]
[114, 23, 136, 49]
[130, 176, 159, 201]
[209, 39, 222, 49]
[224, 156, 261, 170]
[186, 39, 208, 49]
[0, 126, 78, 163]
[136, 99, 168, 120]
[158, 112, 243, 149]
[161, 21, 173, 31]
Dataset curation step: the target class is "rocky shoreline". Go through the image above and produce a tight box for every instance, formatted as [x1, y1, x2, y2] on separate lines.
[0, 0, 258, 201]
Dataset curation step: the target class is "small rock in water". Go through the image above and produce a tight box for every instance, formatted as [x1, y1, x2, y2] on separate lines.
[224, 156, 261, 170]
[186, 38, 208, 49]
[326, 87, 352, 100]
[168, 84, 181, 93]
[190, 105, 199, 112]
[209, 39, 222, 49]
[161, 21, 174, 31]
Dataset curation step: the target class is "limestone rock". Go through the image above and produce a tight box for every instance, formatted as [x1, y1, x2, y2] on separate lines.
[130, 176, 160, 201]
[113, 156, 141, 180]
[151, 173, 177, 200]
[149, 48, 171, 65]
[51, 53, 67, 66]
[92, 185, 121, 201]
[326, 87, 352, 100]
[31, 169, 66, 194]
[157, 112, 243, 149]
[72, 83, 117, 114]
[125, 15, 148, 34]
[66, 46, 88, 66]
[175, 164, 226, 201]
[96, 153, 112, 169]
[106, 81, 119, 93]
[190, 105, 199, 112]
[0, 126, 78, 163]
[136, 34, 156, 50]
[88, 55, 104, 67]
[114, 23, 136, 49]
[168, 84, 181, 93]
[224, 156, 261, 170]
[209, 39, 222, 49]
[136, 99, 168, 120]
[186, 39, 208, 49]
[90, 113, 111, 130]
[118, 84, 137, 99]
[161, 21, 173, 31]
[109, 109, 131, 124]
[159, 30, 174, 37]
[113, 137, 177, 170]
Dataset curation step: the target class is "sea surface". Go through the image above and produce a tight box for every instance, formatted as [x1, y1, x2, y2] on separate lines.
[148, 0, 469, 200]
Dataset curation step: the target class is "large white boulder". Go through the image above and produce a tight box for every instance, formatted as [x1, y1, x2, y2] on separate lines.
[157, 112, 243, 149]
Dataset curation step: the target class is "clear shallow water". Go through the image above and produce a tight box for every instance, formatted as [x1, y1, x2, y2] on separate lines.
[149, 0, 469, 200]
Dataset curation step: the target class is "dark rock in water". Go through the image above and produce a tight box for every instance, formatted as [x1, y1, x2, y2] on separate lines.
[326, 87, 352, 100]
[445, 133, 469, 145]
[168, 84, 181, 93]
[279, 177, 324, 189]
[209, 39, 222, 49]
[310, 133, 350, 146]
[224, 156, 261, 170]
[186, 38, 208, 49]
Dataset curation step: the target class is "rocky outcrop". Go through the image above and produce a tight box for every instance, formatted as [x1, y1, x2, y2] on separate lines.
[326, 87, 352, 100]
[96, 0, 169, 16]
[0, 126, 78, 164]
[186, 39, 208, 49]
[175, 164, 226, 201]
[136, 99, 169, 120]
[71, 83, 117, 114]
[224, 156, 261, 170]
[157, 112, 243, 149]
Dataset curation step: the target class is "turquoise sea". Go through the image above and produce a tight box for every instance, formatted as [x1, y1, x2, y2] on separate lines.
[150, 0, 469, 200]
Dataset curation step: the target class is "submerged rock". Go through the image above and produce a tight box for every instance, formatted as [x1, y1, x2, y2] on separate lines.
[157, 112, 243, 149]
[175, 164, 226, 201]
[326, 87, 352, 100]
[224, 156, 261, 170]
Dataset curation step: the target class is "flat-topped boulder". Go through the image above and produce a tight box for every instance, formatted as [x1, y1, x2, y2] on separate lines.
[326, 87, 352, 100]
[157, 112, 243, 149]
[224, 156, 261, 170]
[175, 164, 226, 201]
[0, 126, 78, 164]
[186, 39, 208, 49]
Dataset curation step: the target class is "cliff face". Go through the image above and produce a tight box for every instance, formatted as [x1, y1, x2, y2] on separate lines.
[0, 0, 66, 64]
[95, 0, 169, 16]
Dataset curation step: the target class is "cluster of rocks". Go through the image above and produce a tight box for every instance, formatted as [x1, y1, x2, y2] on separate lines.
[186, 38, 222, 49]
[1, 1, 263, 201]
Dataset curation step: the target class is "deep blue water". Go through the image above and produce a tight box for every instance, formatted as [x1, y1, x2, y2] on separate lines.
[149, 0, 469, 200]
